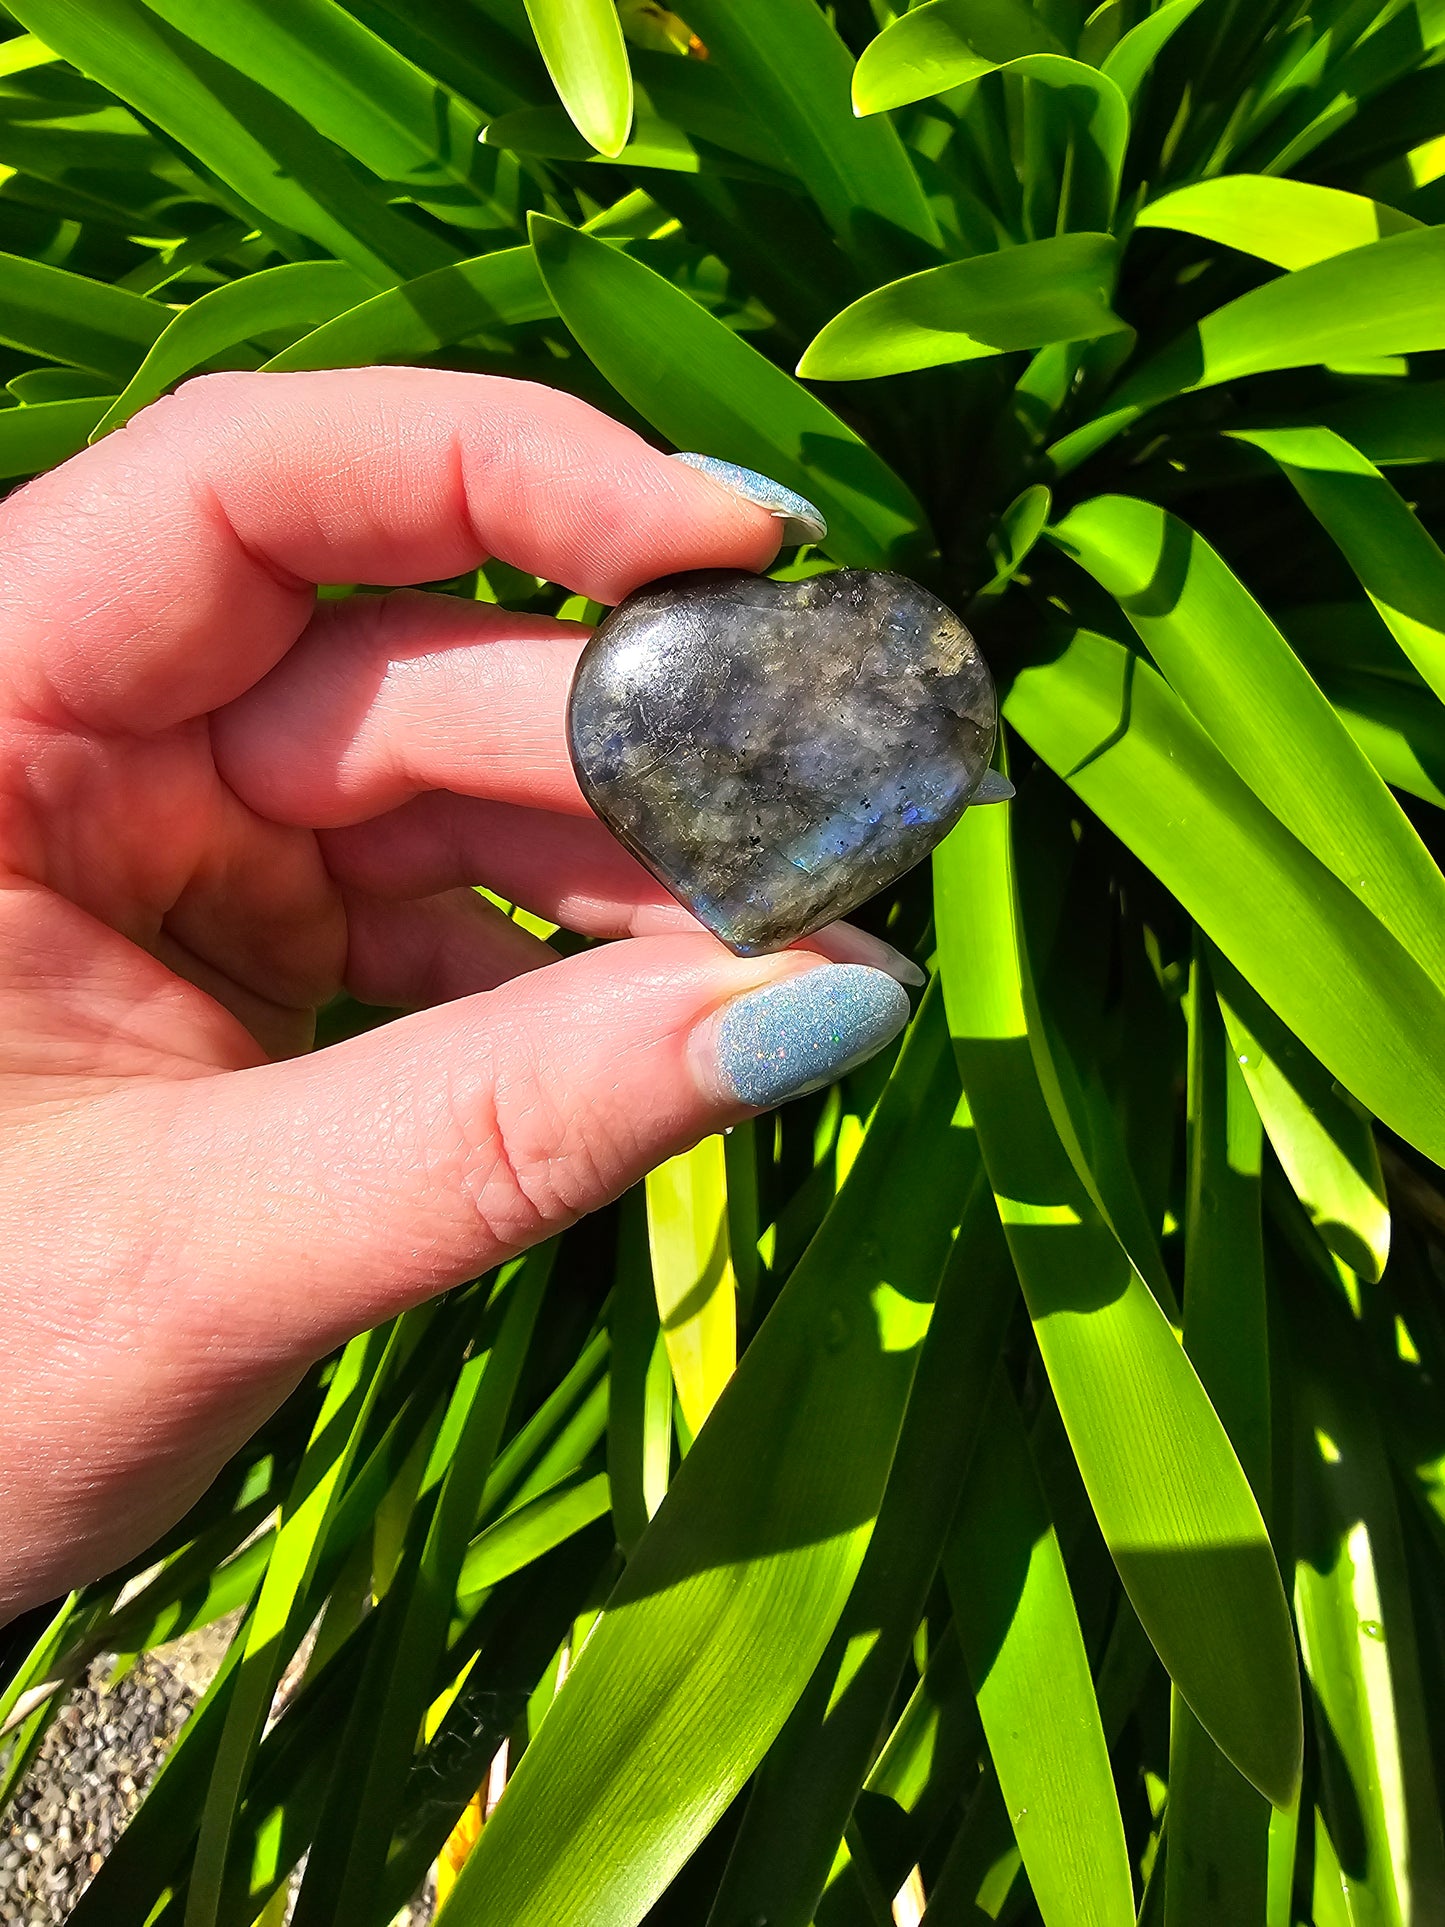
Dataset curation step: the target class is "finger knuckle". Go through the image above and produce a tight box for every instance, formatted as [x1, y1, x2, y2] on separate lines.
[447, 1038, 613, 1256]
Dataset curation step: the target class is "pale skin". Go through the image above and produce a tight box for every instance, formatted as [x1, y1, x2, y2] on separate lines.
[0, 367, 856, 1622]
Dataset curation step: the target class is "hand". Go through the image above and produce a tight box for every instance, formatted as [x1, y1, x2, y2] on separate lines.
[0, 369, 911, 1619]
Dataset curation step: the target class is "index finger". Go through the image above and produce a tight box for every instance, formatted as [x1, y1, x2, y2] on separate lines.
[0, 367, 783, 732]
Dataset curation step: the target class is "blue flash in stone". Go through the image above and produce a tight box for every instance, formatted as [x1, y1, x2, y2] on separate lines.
[566, 568, 1001, 955]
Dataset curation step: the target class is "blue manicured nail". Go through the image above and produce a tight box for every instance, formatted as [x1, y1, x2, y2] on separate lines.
[671, 451, 828, 547]
[711, 963, 910, 1110]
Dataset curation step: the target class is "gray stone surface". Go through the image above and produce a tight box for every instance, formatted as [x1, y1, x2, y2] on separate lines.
[568, 569, 998, 954]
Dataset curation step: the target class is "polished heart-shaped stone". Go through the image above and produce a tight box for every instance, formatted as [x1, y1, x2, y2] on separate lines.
[567, 568, 1003, 955]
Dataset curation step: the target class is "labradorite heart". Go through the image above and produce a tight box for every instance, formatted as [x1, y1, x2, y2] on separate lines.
[567, 568, 999, 956]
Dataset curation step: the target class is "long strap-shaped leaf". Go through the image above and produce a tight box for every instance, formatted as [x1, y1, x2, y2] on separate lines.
[439, 988, 973, 1927]
[185, 1320, 402, 1927]
[646, 1135, 738, 1437]
[851, 1, 1066, 114]
[93, 260, 373, 435]
[1050, 228, 1445, 472]
[708, 1155, 1016, 1927]
[529, 213, 927, 568]
[1004, 625, 1445, 1165]
[682, 0, 939, 262]
[934, 799, 1302, 1809]
[522, 0, 633, 157]
[943, 1371, 1134, 1927]
[1235, 424, 1445, 705]
[0, 246, 168, 381]
[1164, 958, 1275, 1926]
[9, 0, 450, 283]
[292, 1250, 554, 1927]
[264, 247, 553, 374]
[149, 0, 514, 230]
[1135, 176, 1421, 270]
[1209, 945, 1389, 1285]
[1048, 493, 1445, 989]
[797, 234, 1127, 382]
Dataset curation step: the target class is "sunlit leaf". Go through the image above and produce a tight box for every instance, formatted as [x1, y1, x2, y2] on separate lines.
[935, 801, 1303, 1810]
[522, 0, 634, 157]
[1135, 176, 1421, 271]
[798, 234, 1126, 381]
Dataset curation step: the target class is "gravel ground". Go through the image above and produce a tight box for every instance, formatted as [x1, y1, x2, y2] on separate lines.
[0, 1648, 197, 1922]
[0, 1629, 437, 1924]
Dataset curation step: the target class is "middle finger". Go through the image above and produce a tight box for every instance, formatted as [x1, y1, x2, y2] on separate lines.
[212, 589, 592, 829]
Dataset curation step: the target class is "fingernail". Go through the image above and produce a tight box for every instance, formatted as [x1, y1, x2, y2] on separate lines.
[671, 451, 828, 547]
[801, 921, 926, 987]
[705, 963, 910, 1110]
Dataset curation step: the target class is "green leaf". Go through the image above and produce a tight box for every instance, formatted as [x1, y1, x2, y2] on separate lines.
[852, 0, 1066, 116]
[798, 234, 1126, 381]
[263, 246, 553, 373]
[522, 0, 634, 157]
[293, 1253, 554, 1927]
[1047, 494, 1445, 991]
[138, 0, 511, 233]
[1165, 957, 1274, 1927]
[979, 481, 1052, 597]
[0, 246, 167, 380]
[1052, 228, 1445, 472]
[483, 103, 705, 170]
[442, 989, 971, 1927]
[681, 0, 940, 258]
[9, 0, 452, 283]
[608, 1192, 674, 1556]
[942, 1373, 1135, 1927]
[1324, 667, 1445, 811]
[1313, 380, 1445, 467]
[1135, 176, 1421, 271]
[529, 213, 928, 567]
[457, 1470, 611, 1612]
[0, 391, 112, 475]
[1211, 947, 1389, 1285]
[935, 800, 1303, 1810]
[1002, 625, 1445, 1167]
[646, 1135, 737, 1438]
[1098, 0, 1203, 104]
[92, 260, 371, 435]
[857, 41, 1128, 236]
[1290, 1303, 1445, 1926]
[187, 1322, 401, 1927]
[1232, 424, 1445, 706]
[709, 1162, 1016, 1927]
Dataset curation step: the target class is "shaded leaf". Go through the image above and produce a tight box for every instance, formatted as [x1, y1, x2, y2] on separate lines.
[529, 212, 928, 567]
[1053, 228, 1445, 471]
[1211, 946, 1389, 1285]
[1048, 493, 1445, 989]
[1233, 424, 1445, 706]
[443, 991, 972, 1927]
[943, 1372, 1134, 1927]
[935, 799, 1303, 1809]
[1003, 625, 1445, 1167]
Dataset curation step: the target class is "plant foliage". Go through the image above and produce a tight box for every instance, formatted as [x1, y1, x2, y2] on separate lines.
[2, 1, 1445, 1922]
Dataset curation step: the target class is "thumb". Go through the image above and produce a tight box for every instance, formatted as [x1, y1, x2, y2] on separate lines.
[156, 937, 910, 1363]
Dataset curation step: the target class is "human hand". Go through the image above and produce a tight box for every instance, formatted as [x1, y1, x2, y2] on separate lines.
[0, 369, 914, 1619]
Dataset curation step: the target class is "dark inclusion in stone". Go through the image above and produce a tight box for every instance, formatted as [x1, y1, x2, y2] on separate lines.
[567, 568, 1001, 956]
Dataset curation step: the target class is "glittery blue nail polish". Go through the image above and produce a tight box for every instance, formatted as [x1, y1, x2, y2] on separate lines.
[713, 963, 910, 1110]
[671, 452, 828, 547]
